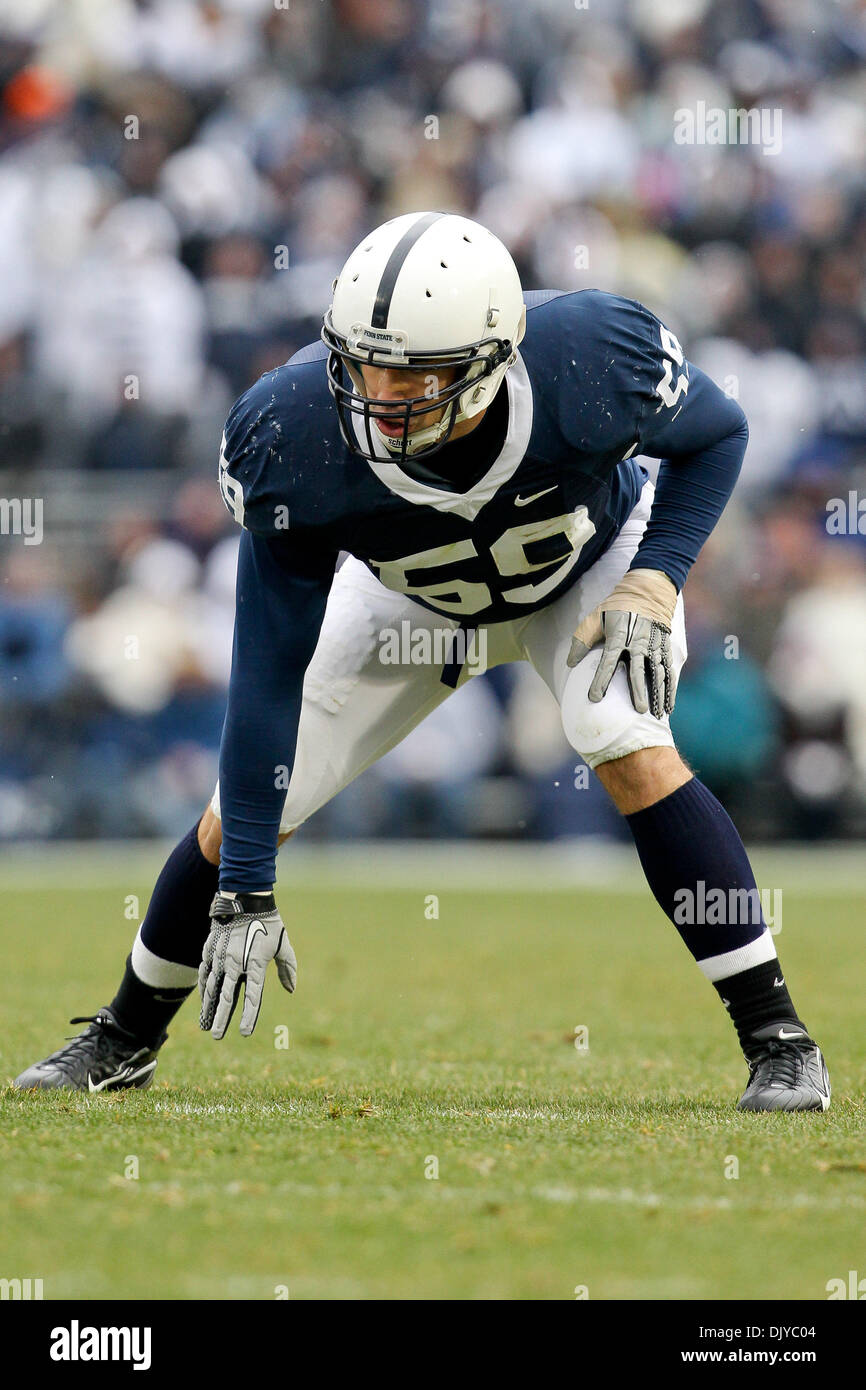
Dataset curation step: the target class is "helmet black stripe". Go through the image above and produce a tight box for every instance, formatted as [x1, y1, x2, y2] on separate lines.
[370, 211, 445, 329]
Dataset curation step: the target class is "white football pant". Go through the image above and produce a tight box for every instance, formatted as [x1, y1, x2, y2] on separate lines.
[211, 481, 687, 834]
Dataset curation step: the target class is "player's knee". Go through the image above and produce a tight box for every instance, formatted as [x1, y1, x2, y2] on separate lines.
[559, 661, 640, 766]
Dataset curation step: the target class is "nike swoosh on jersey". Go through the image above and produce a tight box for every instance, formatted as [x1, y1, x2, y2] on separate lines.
[773, 977, 785, 987]
[242, 919, 267, 971]
[514, 486, 557, 507]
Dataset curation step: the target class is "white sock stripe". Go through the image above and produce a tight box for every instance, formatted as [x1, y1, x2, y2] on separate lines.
[131, 933, 199, 990]
[696, 930, 778, 984]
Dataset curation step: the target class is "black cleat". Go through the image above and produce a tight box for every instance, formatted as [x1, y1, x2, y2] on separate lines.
[13, 1009, 163, 1093]
[738, 1022, 831, 1112]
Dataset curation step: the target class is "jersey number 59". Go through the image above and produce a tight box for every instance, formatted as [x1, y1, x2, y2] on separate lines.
[372, 507, 597, 616]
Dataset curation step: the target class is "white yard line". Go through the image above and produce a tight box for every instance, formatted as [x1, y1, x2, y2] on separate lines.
[7, 1173, 864, 1214]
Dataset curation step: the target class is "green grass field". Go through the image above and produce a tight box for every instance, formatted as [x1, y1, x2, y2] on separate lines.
[1, 850, 864, 1301]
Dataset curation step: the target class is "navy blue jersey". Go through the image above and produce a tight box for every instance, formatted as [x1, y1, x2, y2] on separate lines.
[216, 289, 748, 888]
[219, 289, 730, 623]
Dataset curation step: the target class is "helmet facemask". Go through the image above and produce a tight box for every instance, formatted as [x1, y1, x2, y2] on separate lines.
[322, 311, 516, 466]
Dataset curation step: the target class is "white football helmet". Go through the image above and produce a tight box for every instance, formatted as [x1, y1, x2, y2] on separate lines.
[322, 211, 526, 463]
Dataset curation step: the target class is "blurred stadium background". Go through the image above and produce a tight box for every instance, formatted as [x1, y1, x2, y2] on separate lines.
[1, 0, 865, 851]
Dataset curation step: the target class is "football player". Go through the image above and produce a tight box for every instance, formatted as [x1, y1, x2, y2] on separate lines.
[16, 212, 829, 1111]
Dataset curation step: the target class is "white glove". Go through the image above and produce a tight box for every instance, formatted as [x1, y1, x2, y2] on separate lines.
[567, 568, 678, 717]
[199, 892, 297, 1040]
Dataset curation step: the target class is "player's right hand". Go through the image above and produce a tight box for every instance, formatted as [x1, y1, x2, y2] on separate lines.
[199, 892, 297, 1040]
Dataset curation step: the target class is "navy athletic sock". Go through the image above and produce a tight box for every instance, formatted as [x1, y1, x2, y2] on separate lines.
[109, 955, 189, 1049]
[110, 822, 218, 1045]
[625, 778, 802, 1051]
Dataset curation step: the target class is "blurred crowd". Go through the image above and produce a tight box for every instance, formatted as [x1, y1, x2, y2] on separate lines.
[1, 0, 865, 843]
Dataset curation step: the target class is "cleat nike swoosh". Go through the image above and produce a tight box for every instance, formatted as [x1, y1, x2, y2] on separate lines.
[89, 1066, 132, 1093]
[514, 486, 557, 507]
[778, 1028, 805, 1040]
[87, 1060, 156, 1093]
[242, 920, 267, 971]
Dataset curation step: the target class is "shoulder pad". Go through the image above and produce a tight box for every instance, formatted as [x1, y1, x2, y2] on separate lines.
[217, 359, 337, 534]
[522, 289, 679, 456]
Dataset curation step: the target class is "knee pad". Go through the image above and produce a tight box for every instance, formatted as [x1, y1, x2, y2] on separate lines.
[559, 653, 674, 769]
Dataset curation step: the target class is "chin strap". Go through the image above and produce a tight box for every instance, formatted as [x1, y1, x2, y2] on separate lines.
[378, 402, 456, 457]
[376, 351, 503, 458]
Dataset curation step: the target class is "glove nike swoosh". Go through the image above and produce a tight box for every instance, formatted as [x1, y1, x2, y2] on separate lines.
[242, 920, 267, 972]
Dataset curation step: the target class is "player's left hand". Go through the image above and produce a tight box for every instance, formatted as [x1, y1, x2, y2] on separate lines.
[199, 892, 297, 1039]
[567, 568, 678, 717]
